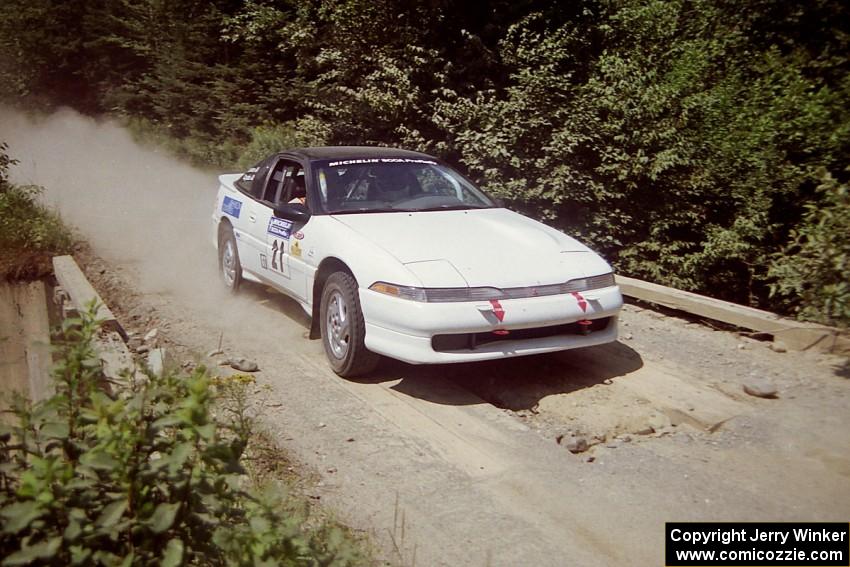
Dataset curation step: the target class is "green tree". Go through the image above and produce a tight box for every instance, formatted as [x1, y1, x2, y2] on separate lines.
[769, 170, 850, 326]
[443, 0, 849, 312]
[1, 0, 848, 323]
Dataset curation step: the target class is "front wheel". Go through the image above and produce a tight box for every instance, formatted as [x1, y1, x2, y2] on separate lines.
[320, 272, 379, 377]
[218, 226, 242, 293]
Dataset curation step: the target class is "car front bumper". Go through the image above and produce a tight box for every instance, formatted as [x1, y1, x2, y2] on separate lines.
[359, 285, 623, 364]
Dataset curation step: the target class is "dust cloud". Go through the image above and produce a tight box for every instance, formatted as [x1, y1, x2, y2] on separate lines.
[0, 106, 235, 313]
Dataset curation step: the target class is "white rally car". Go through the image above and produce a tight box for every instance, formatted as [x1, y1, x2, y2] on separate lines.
[212, 147, 623, 376]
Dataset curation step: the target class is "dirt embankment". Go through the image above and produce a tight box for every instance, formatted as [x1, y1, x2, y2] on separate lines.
[2, 106, 849, 566]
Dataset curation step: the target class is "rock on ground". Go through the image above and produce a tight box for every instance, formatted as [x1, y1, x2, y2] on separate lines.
[564, 436, 589, 454]
[229, 357, 259, 372]
[743, 379, 778, 399]
[147, 348, 166, 377]
[770, 341, 788, 353]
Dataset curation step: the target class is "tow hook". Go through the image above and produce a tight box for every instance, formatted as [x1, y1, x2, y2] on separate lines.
[577, 320, 593, 335]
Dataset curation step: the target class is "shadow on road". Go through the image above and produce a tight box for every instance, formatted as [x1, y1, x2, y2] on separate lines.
[350, 341, 644, 410]
[834, 358, 850, 379]
[239, 281, 312, 329]
[238, 281, 646, 410]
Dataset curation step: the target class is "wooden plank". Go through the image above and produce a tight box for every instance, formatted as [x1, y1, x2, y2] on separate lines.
[52, 255, 125, 339]
[616, 275, 849, 354]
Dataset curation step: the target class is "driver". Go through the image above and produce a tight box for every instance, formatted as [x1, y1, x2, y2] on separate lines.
[371, 166, 417, 203]
[288, 174, 307, 205]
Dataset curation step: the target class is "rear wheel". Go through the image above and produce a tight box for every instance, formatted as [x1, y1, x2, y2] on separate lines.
[218, 226, 242, 293]
[320, 272, 379, 377]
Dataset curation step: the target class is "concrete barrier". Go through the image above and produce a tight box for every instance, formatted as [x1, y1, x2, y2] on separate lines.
[52, 255, 126, 340]
[52, 255, 137, 388]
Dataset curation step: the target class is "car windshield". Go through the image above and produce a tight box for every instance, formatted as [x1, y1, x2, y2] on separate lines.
[312, 158, 497, 214]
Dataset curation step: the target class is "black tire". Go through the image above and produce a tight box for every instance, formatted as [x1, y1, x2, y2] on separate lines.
[320, 271, 380, 377]
[218, 225, 242, 293]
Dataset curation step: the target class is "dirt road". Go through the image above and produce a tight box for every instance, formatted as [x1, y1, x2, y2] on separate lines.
[2, 107, 848, 566]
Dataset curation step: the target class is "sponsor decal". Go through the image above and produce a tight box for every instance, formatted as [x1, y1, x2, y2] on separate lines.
[489, 299, 505, 322]
[242, 167, 259, 182]
[221, 196, 242, 219]
[260, 254, 267, 269]
[293, 231, 305, 240]
[291, 240, 302, 258]
[270, 239, 289, 277]
[267, 217, 293, 239]
[327, 157, 438, 167]
[571, 291, 588, 312]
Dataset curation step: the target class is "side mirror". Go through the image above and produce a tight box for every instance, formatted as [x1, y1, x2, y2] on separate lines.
[273, 203, 311, 223]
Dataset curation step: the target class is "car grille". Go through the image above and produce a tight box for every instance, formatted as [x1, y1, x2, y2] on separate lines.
[423, 272, 616, 303]
[431, 317, 612, 352]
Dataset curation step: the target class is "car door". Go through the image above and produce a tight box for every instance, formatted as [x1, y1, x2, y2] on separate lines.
[280, 166, 310, 301]
[229, 157, 274, 276]
[248, 158, 308, 300]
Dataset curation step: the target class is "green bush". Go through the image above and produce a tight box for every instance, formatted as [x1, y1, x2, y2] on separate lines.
[237, 119, 331, 168]
[769, 170, 850, 327]
[2, 0, 848, 322]
[442, 2, 849, 313]
[123, 117, 241, 170]
[0, 306, 365, 565]
[0, 142, 74, 281]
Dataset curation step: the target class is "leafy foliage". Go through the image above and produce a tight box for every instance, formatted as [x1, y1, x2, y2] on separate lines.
[769, 170, 850, 326]
[237, 118, 331, 168]
[0, 143, 74, 281]
[0, 0, 848, 324]
[0, 142, 14, 187]
[0, 306, 366, 565]
[443, 1, 849, 314]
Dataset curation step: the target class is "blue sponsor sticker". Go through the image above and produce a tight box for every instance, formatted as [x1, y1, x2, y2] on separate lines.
[222, 196, 242, 219]
[268, 217, 293, 239]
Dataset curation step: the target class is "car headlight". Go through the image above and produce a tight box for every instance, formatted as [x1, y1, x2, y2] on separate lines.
[368, 282, 428, 302]
[369, 282, 503, 302]
[369, 272, 615, 303]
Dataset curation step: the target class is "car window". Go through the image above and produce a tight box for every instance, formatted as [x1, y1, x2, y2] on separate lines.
[313, 159, 495, 213]
[234, 164, 258, 194]
[415, 167, 463, 199]
[280, 164, 307, 206]
[262, 161, 290, 203]
[235, 156, 274, 199]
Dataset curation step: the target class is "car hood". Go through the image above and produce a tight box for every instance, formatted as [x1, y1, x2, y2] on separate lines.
[331, 208, 612, 288]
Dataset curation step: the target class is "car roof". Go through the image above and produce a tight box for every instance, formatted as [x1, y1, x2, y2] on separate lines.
[285, 146, 438, 162]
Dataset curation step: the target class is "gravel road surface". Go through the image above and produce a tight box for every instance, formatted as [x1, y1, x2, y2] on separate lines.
[2, 107, 848, 566]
